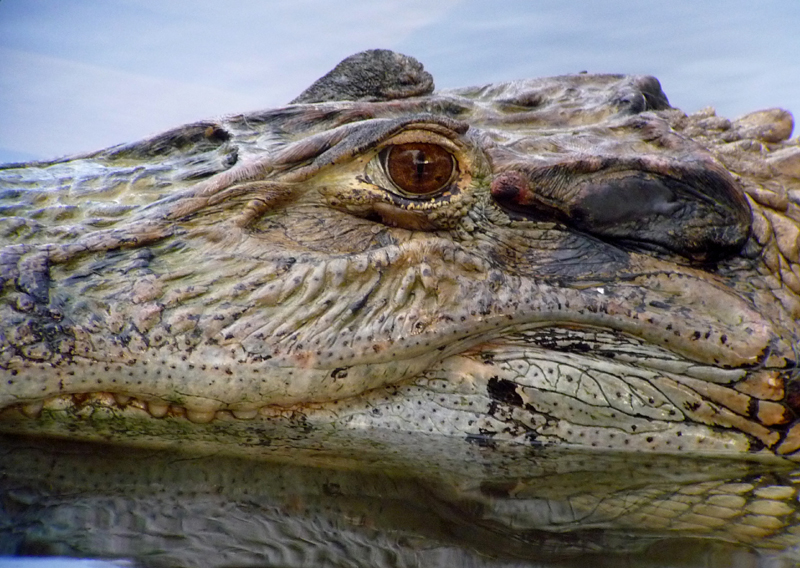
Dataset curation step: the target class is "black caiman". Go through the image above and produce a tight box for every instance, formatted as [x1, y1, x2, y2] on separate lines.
[2, 50, 800, 566]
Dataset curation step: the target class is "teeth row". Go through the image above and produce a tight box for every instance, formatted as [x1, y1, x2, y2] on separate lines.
[13, 393, 264, 424]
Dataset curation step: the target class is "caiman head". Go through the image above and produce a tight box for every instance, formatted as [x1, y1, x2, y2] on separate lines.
[2, 50, 800, 457]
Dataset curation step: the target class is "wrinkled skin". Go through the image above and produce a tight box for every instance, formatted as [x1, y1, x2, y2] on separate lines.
[3, 49, 800, 566]
[2, 50, 800, 458]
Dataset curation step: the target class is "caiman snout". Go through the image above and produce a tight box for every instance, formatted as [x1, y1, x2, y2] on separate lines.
[2, 49, 799, 468]
[490, 155, 752, 262]
[488, 155, 780, 376]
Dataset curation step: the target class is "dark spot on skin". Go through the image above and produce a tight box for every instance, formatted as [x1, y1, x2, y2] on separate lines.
[786, 380, 800, 412]
[331, 367, 348, 380]
[487, 377, 523, 406]
[466, 431, 497, 448]
[747, 397, 759, 419]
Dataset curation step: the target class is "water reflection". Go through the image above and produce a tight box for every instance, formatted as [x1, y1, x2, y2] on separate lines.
[2, 433, 799, 567]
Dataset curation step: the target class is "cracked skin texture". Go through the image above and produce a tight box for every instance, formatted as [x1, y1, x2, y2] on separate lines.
[1, 49, 800, 458]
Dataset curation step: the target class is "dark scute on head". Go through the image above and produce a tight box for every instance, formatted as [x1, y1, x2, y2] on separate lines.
[612, 76, 671, 114]
[570, 172, 751, 262]
[634, 75, 671, 111]
[571, 176, 681, 229]
[290, 49, 435, 104]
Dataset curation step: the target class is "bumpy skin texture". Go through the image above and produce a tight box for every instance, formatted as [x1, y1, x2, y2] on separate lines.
[2, 50, 800, 459]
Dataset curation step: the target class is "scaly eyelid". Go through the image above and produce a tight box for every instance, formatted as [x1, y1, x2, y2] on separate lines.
[374, 128, 464, 155]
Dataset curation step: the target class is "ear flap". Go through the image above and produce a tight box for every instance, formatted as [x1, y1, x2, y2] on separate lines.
[290, 49, 434, 104]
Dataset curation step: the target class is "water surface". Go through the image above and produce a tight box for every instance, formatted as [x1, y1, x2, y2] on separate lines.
[3, 433, 800, 567]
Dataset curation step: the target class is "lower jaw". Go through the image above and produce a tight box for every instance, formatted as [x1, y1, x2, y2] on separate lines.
[0, 383, 789, 465]
[0, 393, 350, 464]
[0, 393, 520, 473]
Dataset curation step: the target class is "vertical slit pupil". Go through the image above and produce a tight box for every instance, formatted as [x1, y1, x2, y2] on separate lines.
[385, 143, 454, 195]
[413, 151, 427, 180]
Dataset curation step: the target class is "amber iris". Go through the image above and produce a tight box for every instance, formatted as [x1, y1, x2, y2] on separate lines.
[384, 143, 454, 195]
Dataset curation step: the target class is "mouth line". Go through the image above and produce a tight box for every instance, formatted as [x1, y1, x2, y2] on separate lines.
[0, 327, 775, 426]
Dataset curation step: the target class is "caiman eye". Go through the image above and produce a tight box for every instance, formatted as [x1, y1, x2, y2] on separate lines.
[382, 143, 455, 195]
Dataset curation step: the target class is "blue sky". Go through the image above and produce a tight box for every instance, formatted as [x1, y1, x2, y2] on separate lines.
[1, 0, 798, 164]
[0, 0, 461, 162]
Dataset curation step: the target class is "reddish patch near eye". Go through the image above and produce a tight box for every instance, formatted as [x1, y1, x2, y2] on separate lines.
[385, 143, 454, 195]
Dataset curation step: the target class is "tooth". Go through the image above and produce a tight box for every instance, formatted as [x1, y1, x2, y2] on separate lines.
[147, 401, 170, 418]
[114, 394, 131, 406]
[232, 409, 258, 420]
[21, 401, 43, 418]
[43, 396, 71, 411]
[186, 409, 215, 423]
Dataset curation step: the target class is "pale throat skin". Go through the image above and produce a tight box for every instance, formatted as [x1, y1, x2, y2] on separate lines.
[1, 49, 800, 458]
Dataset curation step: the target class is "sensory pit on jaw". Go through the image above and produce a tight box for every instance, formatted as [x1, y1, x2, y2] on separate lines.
[0, 48, 799, 461]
